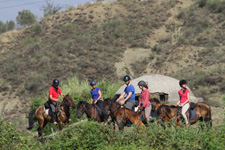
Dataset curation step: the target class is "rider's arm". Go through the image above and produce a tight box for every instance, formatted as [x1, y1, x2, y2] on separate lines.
[49, 95, 59, 102]
[96, 90, 102, 101]
[123, 92, 132, 102]
[177, 91, 181, 106]
[60, 93, 65, 99]
[116, 92, 126, 102]
[90, 96, 93, 104]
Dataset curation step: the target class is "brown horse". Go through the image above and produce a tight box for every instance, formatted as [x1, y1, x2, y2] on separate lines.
[115, 107, 145, 130]
[155, 102, 212, 127]
[107, 97, 161, 129]
[76, 99, 110, 122]
[27, 94, 76, 140]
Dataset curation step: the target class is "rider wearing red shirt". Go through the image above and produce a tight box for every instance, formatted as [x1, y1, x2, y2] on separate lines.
[49, 79, 64, 125]
[138, 80, 152, 122]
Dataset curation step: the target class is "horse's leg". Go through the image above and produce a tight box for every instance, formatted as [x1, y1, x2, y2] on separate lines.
[37, 117, 44, 141]
[59, 121, 63, 131]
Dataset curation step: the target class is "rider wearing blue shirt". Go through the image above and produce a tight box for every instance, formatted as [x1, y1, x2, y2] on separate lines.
[90, 80, 107, 122]
[116, 75, 136, 110]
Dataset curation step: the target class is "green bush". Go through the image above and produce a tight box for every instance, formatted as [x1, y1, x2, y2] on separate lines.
[61, 23, 76, 33]
[32, 24, 43, 34]
[0, 120, 26, 149]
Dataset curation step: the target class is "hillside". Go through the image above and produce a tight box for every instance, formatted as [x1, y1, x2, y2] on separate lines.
[0, 0, 225, 124]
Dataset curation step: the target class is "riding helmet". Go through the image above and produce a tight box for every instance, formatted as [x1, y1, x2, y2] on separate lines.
[179, 79, 187, 87]
[123, 75, 131, 82]
[138, 80, 147, 86]
[53, 79, 59, 86]
[90, 80, 97, 86]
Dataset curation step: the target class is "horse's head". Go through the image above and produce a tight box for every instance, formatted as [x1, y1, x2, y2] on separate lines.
[76, 101, 86, 118]
[63, 94, 76, 109]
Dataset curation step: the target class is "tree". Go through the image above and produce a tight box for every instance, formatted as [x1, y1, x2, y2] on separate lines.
[0, 21, 7, 33]
[41, 0, 62, 17]
[16, 9, 36, 26]
[6, 20, 15, 30]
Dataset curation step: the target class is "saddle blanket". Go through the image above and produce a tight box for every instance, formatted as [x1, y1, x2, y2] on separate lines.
[43, 107, 52, 116]
[188, 109, 197, 121]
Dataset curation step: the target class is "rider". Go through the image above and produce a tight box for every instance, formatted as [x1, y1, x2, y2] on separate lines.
[116, 75, 135, 110]
[138, 80, 152, 122]
[176, 79, 190, 127]
[49, 79, 64, 125]
[90, 80, 107, 122]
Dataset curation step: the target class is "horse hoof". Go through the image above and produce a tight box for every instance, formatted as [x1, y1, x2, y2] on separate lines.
[53, 122, 58, 125]
[68, 119, 72, 121]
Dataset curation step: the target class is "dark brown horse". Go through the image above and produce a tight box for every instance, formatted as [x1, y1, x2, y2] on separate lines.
[27, 94, 76, 140]
[76, 99, 111, 122]
[155, 102, 212, 127]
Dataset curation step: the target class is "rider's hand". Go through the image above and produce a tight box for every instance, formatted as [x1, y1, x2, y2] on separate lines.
[120, 100, 124, 105]
[94, 100, 98, 104]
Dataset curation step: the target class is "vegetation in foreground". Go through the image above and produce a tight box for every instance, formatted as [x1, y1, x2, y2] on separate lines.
[1, 119, 225, 150]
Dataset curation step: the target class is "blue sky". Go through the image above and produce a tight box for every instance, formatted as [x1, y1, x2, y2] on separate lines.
[0, 0, 95, 23]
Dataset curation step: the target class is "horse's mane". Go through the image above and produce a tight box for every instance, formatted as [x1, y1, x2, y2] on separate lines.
[150, 98, 161, 104]
[158, 104, 178, 114]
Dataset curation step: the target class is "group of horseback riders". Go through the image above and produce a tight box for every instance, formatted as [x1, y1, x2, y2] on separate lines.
[48, 75, 190, 126]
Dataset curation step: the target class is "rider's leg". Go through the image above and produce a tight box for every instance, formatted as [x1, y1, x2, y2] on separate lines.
[145, 105, 152, 121]
[50, 101, 57, 125]
[96, 100, 105, 119]
[181, 103, 190, 125]
[126, 100, 135, 110]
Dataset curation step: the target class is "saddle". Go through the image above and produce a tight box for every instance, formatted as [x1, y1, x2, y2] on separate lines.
[151, 104, 157, 118]
[186, 102, 197, 121]
[43, 101, 61, 116]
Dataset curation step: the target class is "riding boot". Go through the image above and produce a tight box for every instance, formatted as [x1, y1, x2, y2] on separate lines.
[52, 112, 58, 125]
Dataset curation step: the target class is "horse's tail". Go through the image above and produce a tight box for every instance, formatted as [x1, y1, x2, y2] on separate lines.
[209, 105, 212, 127]
[27, 109, 36, 130]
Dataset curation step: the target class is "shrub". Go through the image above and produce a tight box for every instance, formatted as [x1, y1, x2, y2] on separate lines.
[61, 24, 76, 33]
[32, 24, 43, 34]
[0, 120, 25, 149]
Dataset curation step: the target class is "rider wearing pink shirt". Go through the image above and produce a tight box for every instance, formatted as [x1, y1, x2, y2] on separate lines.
[177, 80, 190, 127]
[138, 80, 152, 122]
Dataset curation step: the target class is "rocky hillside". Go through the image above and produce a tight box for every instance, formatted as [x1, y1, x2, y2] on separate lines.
[0, 0, 225, 124]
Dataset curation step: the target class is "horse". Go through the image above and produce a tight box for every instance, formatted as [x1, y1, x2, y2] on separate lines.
[155, 102, 212, 127]
[27, 94, 76, 140]
[107, 96, 161, 129]
[76, 99, 111, 122]
[115, 107, 146, 130]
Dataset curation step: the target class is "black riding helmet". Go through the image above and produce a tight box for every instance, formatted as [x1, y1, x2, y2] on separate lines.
[53, 79, 59, 86]
[179, 79, 187, 87]
[90, 80, 97, 86]
[138, 80, 147, 86]
[123, 75, 131, 82]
